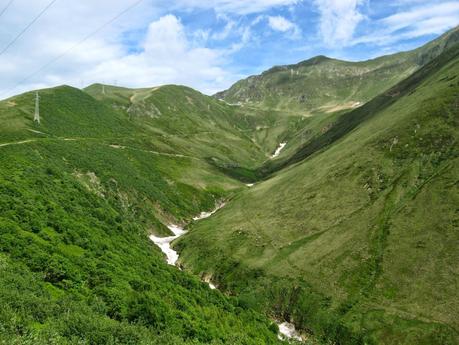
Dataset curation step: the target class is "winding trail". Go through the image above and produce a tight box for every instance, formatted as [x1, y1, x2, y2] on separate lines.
[0, 139, 35, 148]
[0, 136, 194, 160]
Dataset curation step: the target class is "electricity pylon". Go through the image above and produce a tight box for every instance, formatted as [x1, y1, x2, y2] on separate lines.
[34, 92, 40, 124]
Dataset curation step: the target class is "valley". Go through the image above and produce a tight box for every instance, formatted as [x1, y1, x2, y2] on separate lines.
[0, 24, 458, 345]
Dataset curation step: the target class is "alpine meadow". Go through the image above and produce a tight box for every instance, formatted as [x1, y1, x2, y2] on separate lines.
[0, 2, 458, 345]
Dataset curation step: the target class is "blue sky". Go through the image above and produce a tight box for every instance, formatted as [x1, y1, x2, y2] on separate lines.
[0, 0, 458, 98]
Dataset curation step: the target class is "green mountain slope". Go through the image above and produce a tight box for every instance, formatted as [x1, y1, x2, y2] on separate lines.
[84, 83, 272, 165]
[0, 87, 285, 344]
[177, 43, 459, 344]
[1, 25, 458, 345]
[212, 26, 459, 170]
[216, 26, 459, 114]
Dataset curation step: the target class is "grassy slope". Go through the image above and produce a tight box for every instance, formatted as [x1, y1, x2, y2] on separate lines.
[84, 84, 271, 166]
[177, 44, 459, 344]
[1, 26, 458, 345]
[85, 83, 297, 182]
[217, 26, 459, 113]
[0, 87, 286, 344]
[212, 27, 459, 167]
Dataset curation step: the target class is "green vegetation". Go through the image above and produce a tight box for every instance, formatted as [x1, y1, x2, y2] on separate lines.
[211, 27, 459, 172]
[178, 40, 459, 344]
[1, 25, 458, 345]
[0, 86, 284, 344]
[216, 26, 459, 113]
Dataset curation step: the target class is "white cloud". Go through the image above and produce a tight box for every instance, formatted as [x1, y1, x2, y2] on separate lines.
[227, 26, 253, 53]
[212, 20, 236, 40]
[268, 15, 293, 32]
[314, 0, 365, 47]
[171, 0, 300, 15]
[381, 1, 459, 35]
[0, 1, 240, 98]
[268, 15, 301, 39]
[352, 1, 459, 47]
[72, 14, 234, 95]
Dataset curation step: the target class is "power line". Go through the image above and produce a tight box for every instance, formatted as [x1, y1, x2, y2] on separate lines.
[0, 0, 58, 57]
[1, 0, 144, 98]
[0, 0, 15, 20]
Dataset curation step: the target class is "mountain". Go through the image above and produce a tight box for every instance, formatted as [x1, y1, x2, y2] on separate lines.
[0, 26, 458, 345]
[216, 26, 459, 114]
[211, 26, 459, 175]
[0, 86, 283, 344]
[177, 40, 459, 344]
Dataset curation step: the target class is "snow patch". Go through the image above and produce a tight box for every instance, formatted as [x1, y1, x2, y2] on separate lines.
[203, 276, 217, 289]
[192, 202, 226, 221]
[150, 202, 226, 267]
[277, 321, 303, 341]
[271, 142, 287, 158]
[149, 224, 186, 266]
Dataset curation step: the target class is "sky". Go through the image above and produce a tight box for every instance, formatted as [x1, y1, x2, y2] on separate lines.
[0, 0, 458, 98]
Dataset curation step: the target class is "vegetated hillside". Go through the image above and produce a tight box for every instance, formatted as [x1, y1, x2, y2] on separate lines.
[177, 43, 459, 344]
[216, 26, 459, 113]
[85, 83, 306, 181]
[84, 83, 272, 166]
[0, 87, 286, 344]
[0, 85, 261, 222]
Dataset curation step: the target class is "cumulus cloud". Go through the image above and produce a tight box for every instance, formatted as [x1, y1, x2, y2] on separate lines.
[268, 16, 294, 32]
[71, 14, 233, 95]
[0, 5, 234, 97]
[314, 0, 365, 47]
[268, 15, 301, 39]
[0, 0, 301, 98]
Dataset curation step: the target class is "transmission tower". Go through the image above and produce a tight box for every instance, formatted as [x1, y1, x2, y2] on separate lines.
[34, 92, 40, 124]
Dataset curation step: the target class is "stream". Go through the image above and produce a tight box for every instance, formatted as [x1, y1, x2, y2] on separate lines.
[149, 201, 303, 342]
[149, 203, 225, 267]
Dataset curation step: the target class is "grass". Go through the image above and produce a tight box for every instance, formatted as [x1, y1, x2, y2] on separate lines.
[0, 85, 286, 344]
[177, 43, 459, 345]
[0, 26, 458, 345]
[216, 26, 459, 113]
[0, 142, 283, 345]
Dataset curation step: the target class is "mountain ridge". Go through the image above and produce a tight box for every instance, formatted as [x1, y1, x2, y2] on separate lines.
[215, 25, 459, 113]
[0, 25, 458, 345]
[178, 35, 459, 345]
